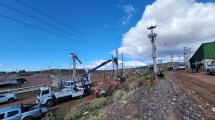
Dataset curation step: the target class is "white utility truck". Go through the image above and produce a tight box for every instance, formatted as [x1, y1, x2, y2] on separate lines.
[37, 58, 117, 107]
[65, 53, 92, 89]
[36, 86, 84, 107]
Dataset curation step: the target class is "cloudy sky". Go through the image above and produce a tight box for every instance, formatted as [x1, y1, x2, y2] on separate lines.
[0, 0, 214, 71]
[119, 0, 215, 63]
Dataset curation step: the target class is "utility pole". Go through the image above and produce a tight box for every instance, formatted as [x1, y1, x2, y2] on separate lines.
[116, 48, 118, 77]
[69, 62, 71, 80]
[171, 52, 173, 66]
[70, 53, 76, 81]
[184, 47, 191, 70]
[49, 62, 52, 85]
[112, 55, 115, 77]
[178, 56, 180, 62]
[148, 25, 158, 73]
[171, 53, 173, 63]
[184, 47, 186, 67]
[121, 54, 124, 77]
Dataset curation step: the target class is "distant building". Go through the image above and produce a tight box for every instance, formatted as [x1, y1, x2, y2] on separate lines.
[190, 41, 215, 69]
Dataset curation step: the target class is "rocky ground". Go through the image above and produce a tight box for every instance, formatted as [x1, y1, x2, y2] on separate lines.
[106, 71, 215, 120]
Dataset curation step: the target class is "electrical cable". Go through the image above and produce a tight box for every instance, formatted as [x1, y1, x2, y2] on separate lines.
[16, 0, 117, 49]
[0, 13, 93, 46]
[0, 2, 107, 49]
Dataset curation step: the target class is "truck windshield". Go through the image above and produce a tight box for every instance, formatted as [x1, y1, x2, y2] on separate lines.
[64, 82, 74, 86]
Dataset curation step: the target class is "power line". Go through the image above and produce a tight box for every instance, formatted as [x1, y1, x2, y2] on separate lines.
[16, 0, 116, 49]
[1, 13, 112, 51]
[0, 13, 86, 45]
[0, 3, 111, 49]
[0, 2, 103, 48]
[16, 0, 89, 38]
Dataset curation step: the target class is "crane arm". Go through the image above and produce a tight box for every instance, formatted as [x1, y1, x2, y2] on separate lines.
[81, 59, 113, 87]
[75, 56, 88, 73]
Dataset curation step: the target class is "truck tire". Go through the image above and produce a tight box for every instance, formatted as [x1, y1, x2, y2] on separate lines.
[23, 116, 33, 120]
[78, 95, 83, 99]
[207, 70, 211, 75]
[46, 100, 54, 107]
[7, 98, 15, 103]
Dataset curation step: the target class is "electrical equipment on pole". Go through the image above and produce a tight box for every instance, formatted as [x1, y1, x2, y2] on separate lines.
[148, 25, 158, 73]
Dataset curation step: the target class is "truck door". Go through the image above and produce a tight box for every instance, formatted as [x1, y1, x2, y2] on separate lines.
[40, 89, 51, 104]
[5, 110, 20, 120]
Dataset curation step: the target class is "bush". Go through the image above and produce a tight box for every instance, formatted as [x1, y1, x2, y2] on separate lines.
[113, 90, 126, 102]
[137, 79, 145, 87]
[128, 82, 137, 91]
[88, 110, 107, 120]
[64, 103, 89, 120]
[89, 97, 107, 110]
[42, 112, 55, 120]
[132, 111, 140, 118]
[64, 98, 109, 120]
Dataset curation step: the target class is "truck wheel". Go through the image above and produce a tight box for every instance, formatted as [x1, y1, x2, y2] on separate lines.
[7, 98, 15, 103]
[78, 95, 83, 99]
[46, 100, 54, 107]
[207, 70, 211, 75]
[23, 116, 33, 120]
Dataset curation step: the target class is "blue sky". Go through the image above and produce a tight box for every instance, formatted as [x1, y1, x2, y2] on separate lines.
[0, 0, 154, 71]
[0, 0, 214, 71]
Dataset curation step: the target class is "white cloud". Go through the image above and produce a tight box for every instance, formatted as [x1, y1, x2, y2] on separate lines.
[119, 0, 215, 60]
[123, 60, 146, 68]
[119, 4, 136, 25]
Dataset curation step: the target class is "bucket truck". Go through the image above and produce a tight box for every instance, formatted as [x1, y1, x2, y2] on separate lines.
[64, 53, 92, 90]
[37, 58, 116, 107]
[65, 59, 115, 95]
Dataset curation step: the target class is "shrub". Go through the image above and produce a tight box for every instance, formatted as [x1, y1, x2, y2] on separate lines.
[137, 79, 145, 87]
[89, 97, 107, 110]
[113, 90, 126, 102]
[88, 110, 107, 120]
[41, 112, 55, 120]
[128, 82, 137, 91]
[64, 103, 89, 120]
[132, 111, 140, 118]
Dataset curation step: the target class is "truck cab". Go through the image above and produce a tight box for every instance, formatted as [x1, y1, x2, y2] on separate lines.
[36, 87, 53, 107]
[64, 80, 76, 90]
[0, 104, 48, 120]
[64, 79, 92, 89]
[37, 86, 84, 107]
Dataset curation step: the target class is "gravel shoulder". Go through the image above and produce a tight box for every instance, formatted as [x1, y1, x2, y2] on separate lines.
[106, 72, 214, 120]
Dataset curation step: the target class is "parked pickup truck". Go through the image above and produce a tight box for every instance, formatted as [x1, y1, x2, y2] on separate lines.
[0, 93, 17, 103]
[0, 104, 48, 120]
[207, 63, 215, 75]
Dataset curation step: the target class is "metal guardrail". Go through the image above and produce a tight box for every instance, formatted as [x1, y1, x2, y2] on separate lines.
[0, 85, 45, 94]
